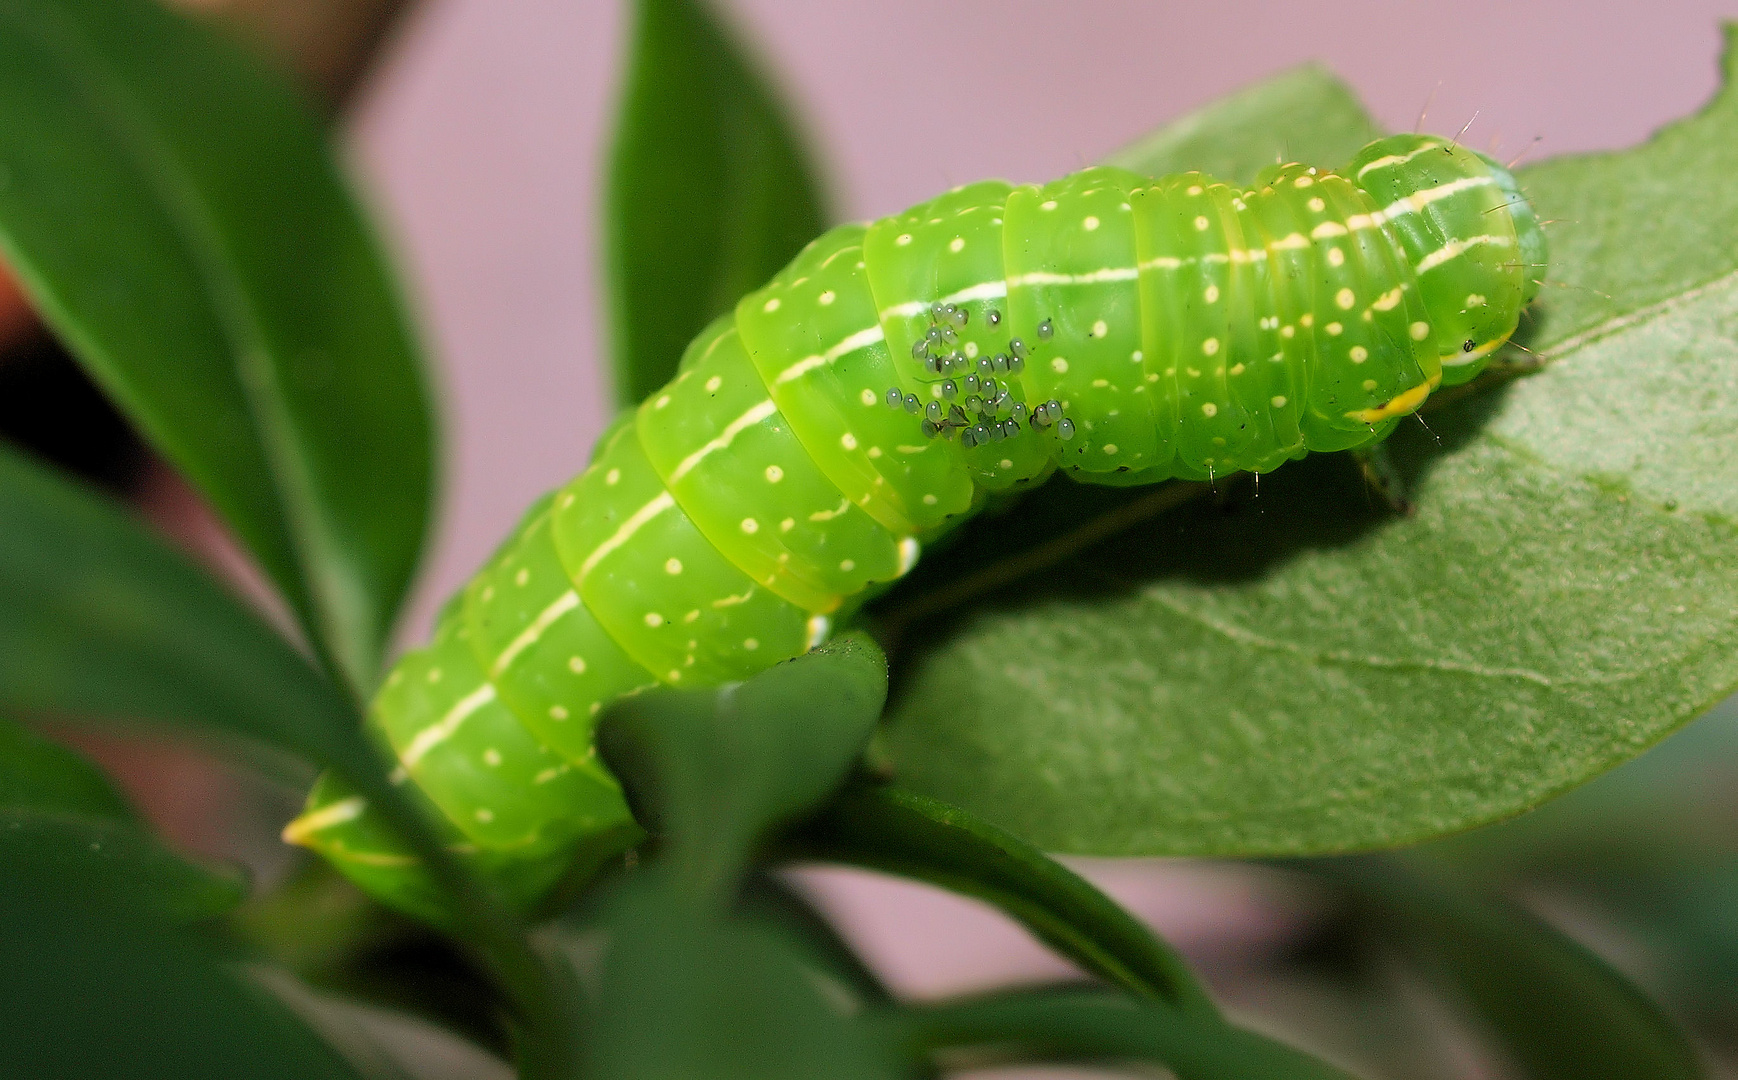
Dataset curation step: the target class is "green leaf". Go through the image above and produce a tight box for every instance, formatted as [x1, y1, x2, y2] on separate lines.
[889, 986, 1359, 1080]
[574, 875, 904, 1080]
[0, 444, 583, 1080]
[787, 782, 1216, 1019]
[874, 36, 1738, 855]
[604, 0, 828, 406]
[1104, 64, 1380, 185]
[596, 633, 886, 904]
[0, 713, 137, 821]
[0, 821, 364, 1080]
[1308, 857, 1703, 1080]
[0, 0, 435, 693]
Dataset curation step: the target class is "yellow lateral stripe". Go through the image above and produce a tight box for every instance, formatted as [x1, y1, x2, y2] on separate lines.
[401, 683, 497, 768]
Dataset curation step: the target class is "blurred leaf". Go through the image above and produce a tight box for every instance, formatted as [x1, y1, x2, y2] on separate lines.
[574, 874, 904, 1080]
[0, 444, 561, 1068]
[2, 808, 246, 922]
[173, 0, 416, 109]
[788, 781, 1216, 1018]
[738, 869, 898, 1011]
[890, 986, 1359, 1080]
[1104, 63, 1379, 184]
[596, 633, 886, 905]
[604, 0, 828, 406]
[1311, 856, 1704, 1080]
[0, 825, 363, 1080]
[0, 0, 436, 694]
[877, 34, 1738, 855]
[0, 712, 137, 821]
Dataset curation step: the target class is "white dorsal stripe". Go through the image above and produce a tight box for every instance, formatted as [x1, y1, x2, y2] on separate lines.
[773, 325, 885, 385]
[282, 795, 364, 841]
[1008, 267, 1139, 287]
[880, 280, 1008, 320]
[1354, 140, 1445, 179]
[579, 493, 675, 581]
[492, 589, 581, 677]
[1379, 174, 1495, 222]
[401, 683, 497, 768]
[1414, 233, 1514, 274]
[668, 399, 778, 482]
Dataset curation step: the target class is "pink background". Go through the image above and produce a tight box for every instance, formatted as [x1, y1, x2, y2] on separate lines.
[334, 0, 1738, 1048]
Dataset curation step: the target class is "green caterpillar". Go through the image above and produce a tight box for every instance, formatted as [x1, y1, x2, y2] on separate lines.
[285, 133, 1545, 925]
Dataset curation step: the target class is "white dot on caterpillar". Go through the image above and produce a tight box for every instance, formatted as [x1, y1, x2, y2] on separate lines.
[605, 468, 621, 485]
[1466, 293, 1487, 307]
[1103, 444, 1118, 455]
[740, 517, 759, 534]
[818, 290, 835, 305]
[1350, 346, 1369, 363]
[1336, 288, 1356, 309]
[684, 610, 700, 623]
[1083, 215, 1100, 231]
[1204, 285, 1219, 303]
[1363, 379, 1379, 391]
[589, 701, 603, 716]
[1299, 313, 1314, 327]
[1281, 325, 1295, 338]
[763, 298, 780, 312]
[923, 493, 939, 505]
[1308, 197, 1326, 212]
[1040, 200, 1058, 210]
[480, 585, 495, 602]
[840, 432, 858, 450]
[1194, 215, 1209, 230]
[948, 237, 965, 253]
[840, 559, 855, 572]
[483, 748, 503, 766]
[1202, 338, 1220, 356]
[1092, 378, 1109, 388]
[514, 568, 530, 586]
[780, 518, 794, 532]
[1229, 363, 1245, 376]
[1132, 350, 1143, 362]
[1410, 321, 1431, 340]
[548, 705, 569, 721]
[665, 557, 682, 574]
[568, 655, 587, 674]
[1271, 395, 1287, 408]
[744, 638, 759, 651]
[1186, 185, 1203, 196]
[964, 342, 979, 358]
[859, 388, 876, 406]
[1092, 319, 1108, 337]
[426, 668, 442, 684]
[475, 808, 494, 823]
[764, 465, 783, 483]
[868, 446, 883, 458]
[654, 395, 670, 409]
[1051, 357, 1068, 373]
[896, 233, 912, 245]
[1326, 322, 1343, 336]
[1201, 402, 1219, 417]
[1294, 175, 1313, 187]
[705, 375, 722, 392]
[644, 612, 663, 627]
[1327, 247, 1345, 267]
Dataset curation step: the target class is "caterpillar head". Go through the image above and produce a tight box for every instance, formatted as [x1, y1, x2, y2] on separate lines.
[1350, 134, 1545, 383]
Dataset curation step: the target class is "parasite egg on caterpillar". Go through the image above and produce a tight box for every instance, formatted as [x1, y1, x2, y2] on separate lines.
[285, 132, 1545, 926]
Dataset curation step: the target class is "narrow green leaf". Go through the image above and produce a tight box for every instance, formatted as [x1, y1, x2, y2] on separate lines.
[877, 36, 1738, 855]
[0, 713, 136, 821]
[1309, 857, 1704, 1080]
[787, 782, 1217, 1019]
[596, 633, 886, 904]
[1104, 64, 1379, 185]
[0, 824, 364, 1080]
[2, 808, 246, 922]
[605, 0, 828, 405]
[737, 869, 898, 1010]
[0, 0, 436, 693]
[0, 444, 580, 1080]
[889, 986, 1359, 1080]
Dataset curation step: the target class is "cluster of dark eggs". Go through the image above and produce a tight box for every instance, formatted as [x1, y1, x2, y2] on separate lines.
[884, 303, 1075, 448]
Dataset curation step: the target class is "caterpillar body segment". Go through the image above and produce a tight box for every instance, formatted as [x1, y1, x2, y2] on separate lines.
[286, 134, 1544, 920]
